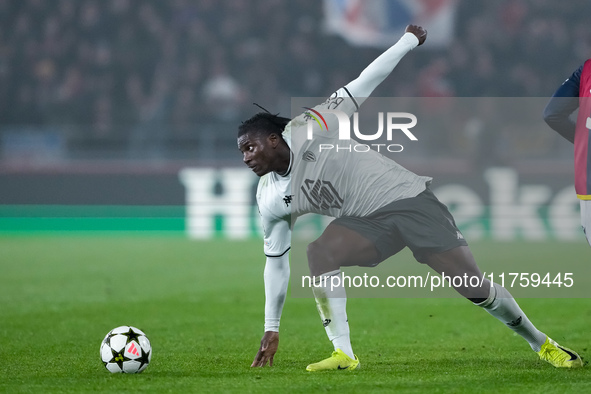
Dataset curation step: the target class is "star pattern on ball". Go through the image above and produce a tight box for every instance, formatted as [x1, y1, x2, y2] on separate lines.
[121, 327, 143, 345]
[136, 346, 151, 371]
[101, 326, 152, 374]
[102, 331, 115, 347]
[109, 347, 132, 371]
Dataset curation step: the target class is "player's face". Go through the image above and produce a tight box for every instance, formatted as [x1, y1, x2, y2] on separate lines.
[238, 133, 277, 177]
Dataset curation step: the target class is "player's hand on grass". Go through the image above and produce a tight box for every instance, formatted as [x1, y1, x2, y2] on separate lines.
[251, 331, 279, 367]
[405, 24, 427, 46]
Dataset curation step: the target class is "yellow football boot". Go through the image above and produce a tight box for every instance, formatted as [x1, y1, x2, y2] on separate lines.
[537, 337, 583, 368]
[306, 349, 360, 372]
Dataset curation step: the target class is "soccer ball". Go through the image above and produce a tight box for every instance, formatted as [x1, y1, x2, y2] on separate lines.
[100, 326, 152, 373]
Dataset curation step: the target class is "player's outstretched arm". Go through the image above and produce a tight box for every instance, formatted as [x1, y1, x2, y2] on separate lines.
[251, 253, 290, 367]
[345, 25, 427, 101]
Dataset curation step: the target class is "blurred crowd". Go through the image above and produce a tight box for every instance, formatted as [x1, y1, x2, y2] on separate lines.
[0, 0, 590, 158]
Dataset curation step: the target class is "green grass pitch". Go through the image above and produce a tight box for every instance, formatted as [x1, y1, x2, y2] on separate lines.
[1, 236, 591, 393]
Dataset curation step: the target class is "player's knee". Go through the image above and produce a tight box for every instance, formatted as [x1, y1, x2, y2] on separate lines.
[468, 297, 488, 304]
[307, 241, 339, 275]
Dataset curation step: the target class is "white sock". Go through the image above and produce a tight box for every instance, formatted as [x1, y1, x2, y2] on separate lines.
[312, 270, 355, 359]
[476, 282, 547, 352]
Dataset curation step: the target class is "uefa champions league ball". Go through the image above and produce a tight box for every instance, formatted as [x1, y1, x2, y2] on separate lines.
[100, 326, 152, 373]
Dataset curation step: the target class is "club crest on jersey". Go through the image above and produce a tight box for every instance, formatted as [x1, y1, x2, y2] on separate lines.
[301, 179, 344, 210]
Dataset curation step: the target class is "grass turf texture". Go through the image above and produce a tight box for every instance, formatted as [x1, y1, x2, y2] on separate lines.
[1, 237, 590, 393]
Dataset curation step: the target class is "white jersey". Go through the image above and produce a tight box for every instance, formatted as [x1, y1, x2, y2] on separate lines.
[257, 165, 292, 257]
[257, 88, 431, 257]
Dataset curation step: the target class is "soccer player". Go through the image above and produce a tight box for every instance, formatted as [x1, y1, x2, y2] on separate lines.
[239, 25, 582, 371]
[544, 61, 591, 246]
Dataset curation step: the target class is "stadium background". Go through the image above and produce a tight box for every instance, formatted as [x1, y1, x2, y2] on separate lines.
[0, 0, 588, 241]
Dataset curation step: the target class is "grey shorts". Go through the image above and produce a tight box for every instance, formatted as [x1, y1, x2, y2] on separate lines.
[332, 188, 468, 264]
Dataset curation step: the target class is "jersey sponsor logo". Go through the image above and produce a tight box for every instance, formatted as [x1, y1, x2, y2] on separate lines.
[302, 151, 316, 162]
[301, 179, 344, 210]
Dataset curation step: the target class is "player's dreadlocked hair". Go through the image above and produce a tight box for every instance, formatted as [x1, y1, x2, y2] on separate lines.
[238, 112, 291, 139]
